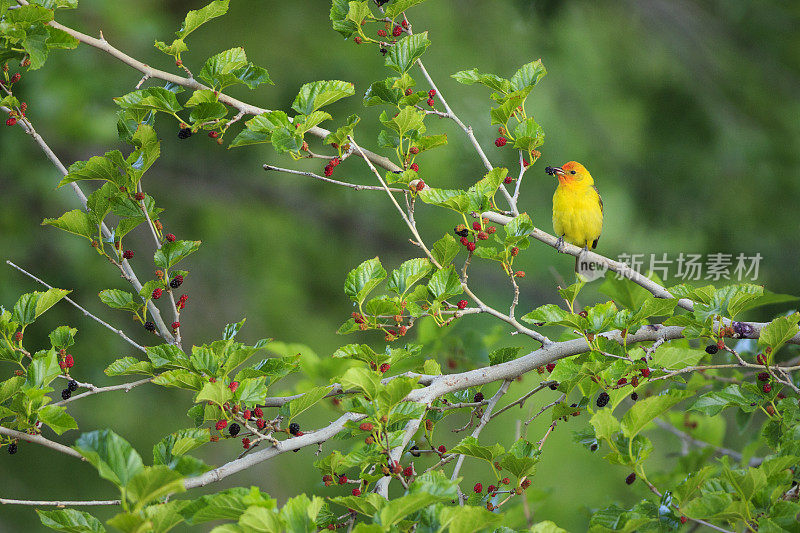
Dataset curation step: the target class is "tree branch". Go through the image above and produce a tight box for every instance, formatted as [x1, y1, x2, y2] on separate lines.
[0, 498, 120, 506]
[0, 426, 85, 461]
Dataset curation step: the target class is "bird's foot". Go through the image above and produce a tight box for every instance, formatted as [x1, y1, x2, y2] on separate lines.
[555, 235, 565, 253]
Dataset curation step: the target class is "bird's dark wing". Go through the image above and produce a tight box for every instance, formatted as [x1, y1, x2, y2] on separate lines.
[593, 185, 603, 214]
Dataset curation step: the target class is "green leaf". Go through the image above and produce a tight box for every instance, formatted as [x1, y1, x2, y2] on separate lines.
[152, 370, 204, 390]
[758, 313, 800, 355]
[147, 344, 190, 369]
[426, 266, 462, 301]
[329, 494, 386, 517]
[279, 494, 324, 533]
[449, 436, 504, 462]
[295, 110, 332, 134]
[488, 346, 523, 365]
[154, 240, 202, 270]
[590, 409, 620, 442]
[189, 101, 228, 123]
[21, 25, 49, 70]
[176, 0, 229, 39]
[43, 209, 95, 241]
[12, 288, 70, 326]
[37, 509, 106, 533]
[329, 0, 359, 38]
[46, 26, 79, 50]
[499, 439, 540, 478]
[114, 87, 183, 114]
[198, 48, 272, 90]
[509, 59, 547, 91]
[98, 289, 140, 313]
[73, 430, 145, 488]
[233, 376, 267, 405]
[621, 390, 693, 438]
[451, 69, 511, 94]
[505, 213, 534, 237]
[431, 234, 459, 266]
[599, 276, 651, 310]
[379, 493, 444, 526]
[324, 114, 360, 147]
[195, 380, 233, 407]
[384, 0, 428, 18]
[340, 367, 381, 400]
[418, 188, 469, 213]
[25, 349, 61, 389]
[38, 404, 78, 435]
[438, 505, 502, 533]
[689, 385, 761, 416]
[512, 117, 545, 152]
[153, 428, 210, 466]
[291, 80, 355, 115]
[280, 386, 330, 421]
[387, 258, 431, 296]
[363, 78, 402, 107]
[126, 465, 185, 508]
[154, 38, 188, 57]
[182, 487, 274, 524]
[650, 346, 704, 371]
[344, 257, 387, 304]
[345, 0, 372, 26]
[384, 32, 430, 73]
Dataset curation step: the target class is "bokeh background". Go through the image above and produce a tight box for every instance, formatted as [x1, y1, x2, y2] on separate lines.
[1, 0, 799, 530]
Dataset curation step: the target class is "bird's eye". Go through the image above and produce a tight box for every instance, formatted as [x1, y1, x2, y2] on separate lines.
[570, 170, 577, 175]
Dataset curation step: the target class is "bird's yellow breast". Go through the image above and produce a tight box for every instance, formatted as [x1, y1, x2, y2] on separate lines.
[552, 183, 603, 249]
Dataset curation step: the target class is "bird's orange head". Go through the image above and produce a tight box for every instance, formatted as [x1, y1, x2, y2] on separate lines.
[546, 161, 594, 186]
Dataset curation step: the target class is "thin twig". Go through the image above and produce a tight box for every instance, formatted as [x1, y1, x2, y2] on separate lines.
[0, 498, 121, 506]
[53, 377, 153, 407]
[6, 261, 146, 353]
[263, 164, 404, 192]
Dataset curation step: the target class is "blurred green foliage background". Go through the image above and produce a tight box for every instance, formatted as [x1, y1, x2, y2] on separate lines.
[1, 0, 798, 530]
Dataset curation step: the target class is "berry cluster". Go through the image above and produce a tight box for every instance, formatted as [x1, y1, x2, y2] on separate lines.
[323, 156, 341, 177]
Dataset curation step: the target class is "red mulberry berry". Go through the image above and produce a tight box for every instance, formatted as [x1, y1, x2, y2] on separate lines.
[617, 378, 627, 386]
[680, 516, 687, 524]
[352, 488, 361, 496]
[256, 418, 266, 429]
[467, 242, 476, 252]
[166, 233, 176, 242]
[514, 271, 525, 278]
[477, 231, 488, 240]
[171, 321, 180, 329]
[229, 381, 239, 392]
[756, 354, 767, 365]
[758, 372, 769, 381]
[495, 137, 507, 147]
[5, 117, 16, 126]
[65, 354, 74, 368]
[338, 475, 348, 485]
[359, 422, 374, 431]
[152, 288, 163, 300]
[242, 438, 250, 449]
[122, 250, 134, 259]
[487, 226, 496, 234]
[416, 180, 425, 191]
[521, 479, 531, 489]
[379, 363, 390, 373]
[640, 368, 651, 378]
[10, 73, 21, 83]
[438, 445, 446, 453]
[354, 35, 362, 44]
[409, 146, 419, 154]
[403, 466, 413, 477]
[460, 236, 469, 246]
[474, 482, 482, 493]
[428, 89, 436, 97]
[324, 165, 333, 176]
[243, 409, 251, 420]
[410, 163, 419, 172]
[546, 363, 555, 372]
[510, 247, 519, 256]
[426, 98, 434, 107]
[457, 300, 468, 310]
[392, 26, 402, 36]
[215, 419, 228, 430]
[134, 192, 145, 201]
[504, 176, 514, 184]
[501, 477, 510, 485]
[377, 29, 387, 37]
[763, 383, 772, 393]
[254, 406, 263, 418]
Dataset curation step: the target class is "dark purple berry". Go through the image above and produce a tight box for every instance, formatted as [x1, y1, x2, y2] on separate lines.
[289, 422, 300, 435]
[61, 388, 71, 400]
[596, 391, 610, 408]
[67, 380, 78, 392]
[705, 344, 719, 354]
[178, 128, 192, 139]
[229, 423, 240, 436]
[625, 472, 636, 485]
[630, 392, 639, 401]
[170, 275, 184, 289]
[144, 321, 156, 332]
[8, 442, 17, 455]
[473, 392, 484, 403]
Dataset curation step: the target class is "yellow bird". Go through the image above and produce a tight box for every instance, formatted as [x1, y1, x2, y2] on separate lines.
[546, 161, 603, 271]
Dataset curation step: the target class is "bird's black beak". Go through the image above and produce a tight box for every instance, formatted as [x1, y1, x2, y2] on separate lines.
[545, 166, 565, 176]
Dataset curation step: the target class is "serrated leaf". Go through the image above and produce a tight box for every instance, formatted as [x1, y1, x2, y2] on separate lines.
[291, 80, 355, 115]
[488, 346, 523, 365]
[126, 465, 185, 509]
[621, 390, 693, 438]
[449, 436, 504, 462]
[38, 404, 78, 435]
[176, 0, 229, 39]
[427, 266, 461, 301]
[154, 240, 201, 270]
[37, 509, 106, 533]
[509, 59, 547, 91]
[344, 257, 386, 305]
[73, 429, 145, 488]
[512, 117, 544, 152]
[384, 32, 430, 73]
[340, 367, 381, 400]
[43, 209, 95, 240]
[279, 386, 329, 421]
[387, 258, 431, 296]
[758, 313, 800, 355]
[431, 234, 459, 266]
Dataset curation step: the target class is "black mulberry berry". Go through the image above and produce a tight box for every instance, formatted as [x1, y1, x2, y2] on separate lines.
[596, 391, 610, 408]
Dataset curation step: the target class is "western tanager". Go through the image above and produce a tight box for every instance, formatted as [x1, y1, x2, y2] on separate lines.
[546, 162, 603, 270]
